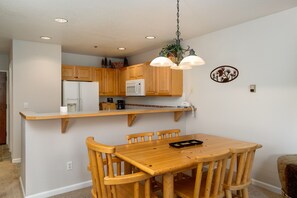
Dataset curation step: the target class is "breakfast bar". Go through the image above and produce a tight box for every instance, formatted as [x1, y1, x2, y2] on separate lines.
[19, 107, 190, 196]
[20, 107, 192, 133]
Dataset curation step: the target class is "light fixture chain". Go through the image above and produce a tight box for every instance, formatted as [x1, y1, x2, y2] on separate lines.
[176, 0, 181, 45]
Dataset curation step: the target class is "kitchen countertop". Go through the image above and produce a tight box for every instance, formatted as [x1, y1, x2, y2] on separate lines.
[20, 107, 193, 133]
[20, 107, 192, 120]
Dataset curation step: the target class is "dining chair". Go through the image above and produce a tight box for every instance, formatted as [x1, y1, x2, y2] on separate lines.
[224, 144, 261, 198]
[127, 132, 154, 144]
[86, 136, 154, 198]
[126, 132, 162, 192]
[156, 129, 180, 140]
[174, 150, 231, 198]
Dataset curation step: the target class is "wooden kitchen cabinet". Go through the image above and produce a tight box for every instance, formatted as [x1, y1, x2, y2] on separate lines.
[127, 62, 157, 95]
[118, 67, 127, 96]
[144, 64, 157, 96]
[171, 69, 183, 96]
[62, 63, 182, 97]
[94, 68, 118, 96]
[156, 67, 172, 95]
[155, 67, 183, 96]
[125, 62, 183, 96]
[62, 65, 93, 81]
[127, 63, 145, 80]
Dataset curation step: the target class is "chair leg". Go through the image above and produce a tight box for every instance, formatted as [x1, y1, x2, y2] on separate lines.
[225, 190, 232, 198]
[242, 188, 249, 198]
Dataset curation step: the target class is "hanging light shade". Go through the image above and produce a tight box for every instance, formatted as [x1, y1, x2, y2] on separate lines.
[150, 0, 205, 70]
[150, 52, 174, 67]
[179, 49, 205, 66]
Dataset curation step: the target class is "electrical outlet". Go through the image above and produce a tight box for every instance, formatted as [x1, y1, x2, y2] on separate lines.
[66, 161, 73, 171]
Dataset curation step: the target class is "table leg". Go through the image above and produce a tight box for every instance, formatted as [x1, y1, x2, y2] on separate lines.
[163, 172, 174, 198]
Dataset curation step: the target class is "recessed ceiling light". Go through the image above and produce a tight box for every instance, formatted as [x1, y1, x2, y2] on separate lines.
[118, 47, 126, 50]
[145, 36, 156, 39]
[40, 36, 51, 40]
[54, 18, 68, 23]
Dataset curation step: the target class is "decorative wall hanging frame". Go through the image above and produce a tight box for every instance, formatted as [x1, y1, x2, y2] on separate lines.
[210, 65, 239, 83]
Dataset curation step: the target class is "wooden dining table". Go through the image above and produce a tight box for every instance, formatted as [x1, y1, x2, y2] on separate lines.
[115, 133, 260, 198]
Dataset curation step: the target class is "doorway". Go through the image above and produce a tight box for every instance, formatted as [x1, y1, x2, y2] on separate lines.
[0, 72, 7, 145]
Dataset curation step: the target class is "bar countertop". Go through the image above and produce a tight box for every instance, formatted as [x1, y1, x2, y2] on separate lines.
[20, 107, 192, 121]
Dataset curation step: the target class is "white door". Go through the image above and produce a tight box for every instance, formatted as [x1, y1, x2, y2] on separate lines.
[63, 81, 80, 112]
[79, 82, 99, 111]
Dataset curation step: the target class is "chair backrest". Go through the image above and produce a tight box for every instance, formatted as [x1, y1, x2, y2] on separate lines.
[194, 150, 230, 198]
[87, 137, 152, 198]
[86, 137, 120, 198]
[225, 144, 260, 190]
[127, 132, 154, 144]
[156, 129, 180, 140]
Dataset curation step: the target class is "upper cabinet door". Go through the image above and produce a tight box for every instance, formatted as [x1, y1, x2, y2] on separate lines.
[171, 70, 183, 96]
[127, 64, 145, 80]
[94, 68, 118, 96]
[62, 65, 76, 80]
[76, 66, 92, 81]
[118, 67, 127, 96]
[156, 67, 172, 95]
[103, 69, 117, 96]
[94, 68, 103, 95]
[62, 65, 93, 81]
[144, 64, 157, 96]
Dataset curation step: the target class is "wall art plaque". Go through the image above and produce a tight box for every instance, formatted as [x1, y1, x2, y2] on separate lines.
[210, 65, 239, 83]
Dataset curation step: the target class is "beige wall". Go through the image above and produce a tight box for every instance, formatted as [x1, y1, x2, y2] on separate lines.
[11, 40, 61, 161]
[62, 52, 123, 67]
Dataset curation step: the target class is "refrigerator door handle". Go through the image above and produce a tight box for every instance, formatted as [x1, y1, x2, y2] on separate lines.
[79, 98, 82, 111]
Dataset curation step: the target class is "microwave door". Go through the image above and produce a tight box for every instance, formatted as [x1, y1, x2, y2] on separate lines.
[135, 84, 139, 94]
[127, 84, 135, 96]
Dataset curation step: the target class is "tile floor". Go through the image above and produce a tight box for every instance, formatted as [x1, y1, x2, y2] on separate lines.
[0, 144, 282, 198]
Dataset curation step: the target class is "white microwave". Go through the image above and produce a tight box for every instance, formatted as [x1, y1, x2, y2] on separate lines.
[126, 79, 145, 96]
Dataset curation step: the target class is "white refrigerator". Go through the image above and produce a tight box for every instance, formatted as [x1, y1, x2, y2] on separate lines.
[62, 81, 99, 112]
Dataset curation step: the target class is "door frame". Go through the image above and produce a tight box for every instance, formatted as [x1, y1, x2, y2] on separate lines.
[0, 70, 8, 145]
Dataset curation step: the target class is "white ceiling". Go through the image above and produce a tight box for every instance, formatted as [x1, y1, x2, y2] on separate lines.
[1, 0, 297, 58]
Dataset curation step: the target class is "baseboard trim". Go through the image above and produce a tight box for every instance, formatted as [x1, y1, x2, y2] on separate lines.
[19, 177, 26, 198]
[12, 158, 21, 163]
[252, 178, 281, 194]
[23, 180, 92, 198]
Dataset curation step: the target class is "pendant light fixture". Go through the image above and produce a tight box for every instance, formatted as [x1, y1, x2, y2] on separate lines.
[150, 0, 205, 70]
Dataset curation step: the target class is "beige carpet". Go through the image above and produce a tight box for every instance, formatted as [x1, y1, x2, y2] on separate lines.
[0, 145, 22, 198]
[0, 144, 282, 198]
